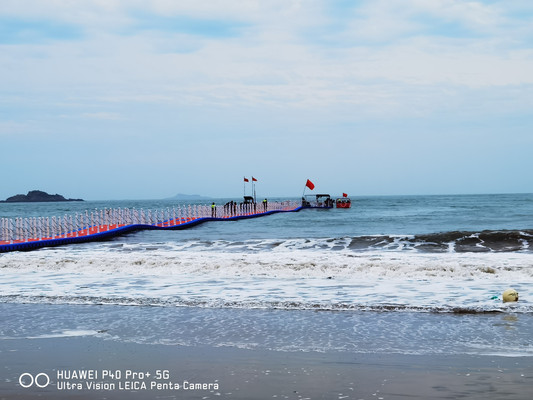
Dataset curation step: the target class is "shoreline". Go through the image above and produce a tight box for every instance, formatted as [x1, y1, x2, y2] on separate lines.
[2, 328, 532, 399]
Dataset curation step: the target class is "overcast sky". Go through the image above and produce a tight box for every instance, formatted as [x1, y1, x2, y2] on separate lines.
[1, 0, 532, 200]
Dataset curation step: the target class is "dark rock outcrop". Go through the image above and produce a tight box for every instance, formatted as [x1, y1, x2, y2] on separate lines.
[1, 190, 84, 203]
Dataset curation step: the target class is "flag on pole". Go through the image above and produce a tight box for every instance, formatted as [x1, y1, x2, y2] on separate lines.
[343, 193, 348, 198]
[251, 177, 257, 202]
[244, 177, 249, 182]
[306, 179, 315, 190]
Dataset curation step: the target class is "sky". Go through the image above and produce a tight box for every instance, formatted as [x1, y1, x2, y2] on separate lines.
[1, 0, 532, 200]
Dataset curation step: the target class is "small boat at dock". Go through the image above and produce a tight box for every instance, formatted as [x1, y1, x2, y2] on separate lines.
[335, 197, 351, 208]
[302, 194, 334, 208]
[335, 193, 351, 208]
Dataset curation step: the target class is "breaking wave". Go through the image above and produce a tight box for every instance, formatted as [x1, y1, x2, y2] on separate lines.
[348, 230, 533, 253]
[1, 228, 532, 314]
[105, 229, 533, 253]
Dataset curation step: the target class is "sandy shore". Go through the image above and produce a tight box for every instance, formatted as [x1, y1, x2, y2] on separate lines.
[1, 334, 532, 400]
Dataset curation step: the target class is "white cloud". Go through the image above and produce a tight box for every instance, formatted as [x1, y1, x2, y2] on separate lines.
[5, 0, 533, 200]
[1, 0, 532, 121]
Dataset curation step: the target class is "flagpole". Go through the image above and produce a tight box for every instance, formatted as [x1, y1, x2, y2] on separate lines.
[251, 177, 257, 203]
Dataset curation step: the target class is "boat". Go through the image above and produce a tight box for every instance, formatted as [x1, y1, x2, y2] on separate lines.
[302, 194, 334, 208]
[335, 193, 351, 208]
[335, 197, 351, 208]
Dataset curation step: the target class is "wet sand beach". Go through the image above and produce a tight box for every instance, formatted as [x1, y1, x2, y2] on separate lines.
[1, 314, 532, 400]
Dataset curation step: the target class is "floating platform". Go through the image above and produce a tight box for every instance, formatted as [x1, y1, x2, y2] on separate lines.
[0, 201, 302, 253]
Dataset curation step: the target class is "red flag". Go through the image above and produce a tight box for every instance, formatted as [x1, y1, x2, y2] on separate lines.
[244, 177, 249, 182]
[252, 177, 257, 182]
[343, 193, 348, 198]
[305, 179, 315, 190]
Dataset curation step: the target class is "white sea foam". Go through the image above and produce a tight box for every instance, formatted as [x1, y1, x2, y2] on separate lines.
[1, 242, 532, 278]
[26, 329, 101, 339]
[1, 329, 101, 340]
[1, 244, 532, 312]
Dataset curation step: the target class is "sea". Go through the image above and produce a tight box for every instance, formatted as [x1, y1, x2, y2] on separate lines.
[1, 193, 532, 357]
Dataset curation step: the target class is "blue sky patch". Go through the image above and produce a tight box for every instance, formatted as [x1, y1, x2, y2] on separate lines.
[0, 18, 82, 44]
[126, 13, 247, 38]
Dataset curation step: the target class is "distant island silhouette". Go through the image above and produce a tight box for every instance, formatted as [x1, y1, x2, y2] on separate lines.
[1, 190, 84, 203]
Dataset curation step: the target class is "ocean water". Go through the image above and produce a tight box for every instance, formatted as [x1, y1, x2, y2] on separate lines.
[1, 193, 532, 356]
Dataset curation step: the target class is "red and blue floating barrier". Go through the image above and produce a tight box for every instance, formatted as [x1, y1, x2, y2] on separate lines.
[0, 201, 301, 253]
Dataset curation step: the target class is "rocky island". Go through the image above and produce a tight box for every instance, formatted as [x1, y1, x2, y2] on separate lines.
[1, 190, 84, 203]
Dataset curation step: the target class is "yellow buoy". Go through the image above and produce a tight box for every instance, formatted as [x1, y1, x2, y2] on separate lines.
[502, 288, 519, 303]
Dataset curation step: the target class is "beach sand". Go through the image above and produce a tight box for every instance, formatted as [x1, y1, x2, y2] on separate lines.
[1, 334, 532, 400]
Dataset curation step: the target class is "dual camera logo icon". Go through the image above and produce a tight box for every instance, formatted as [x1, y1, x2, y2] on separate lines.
[19, 373, 50, 388]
